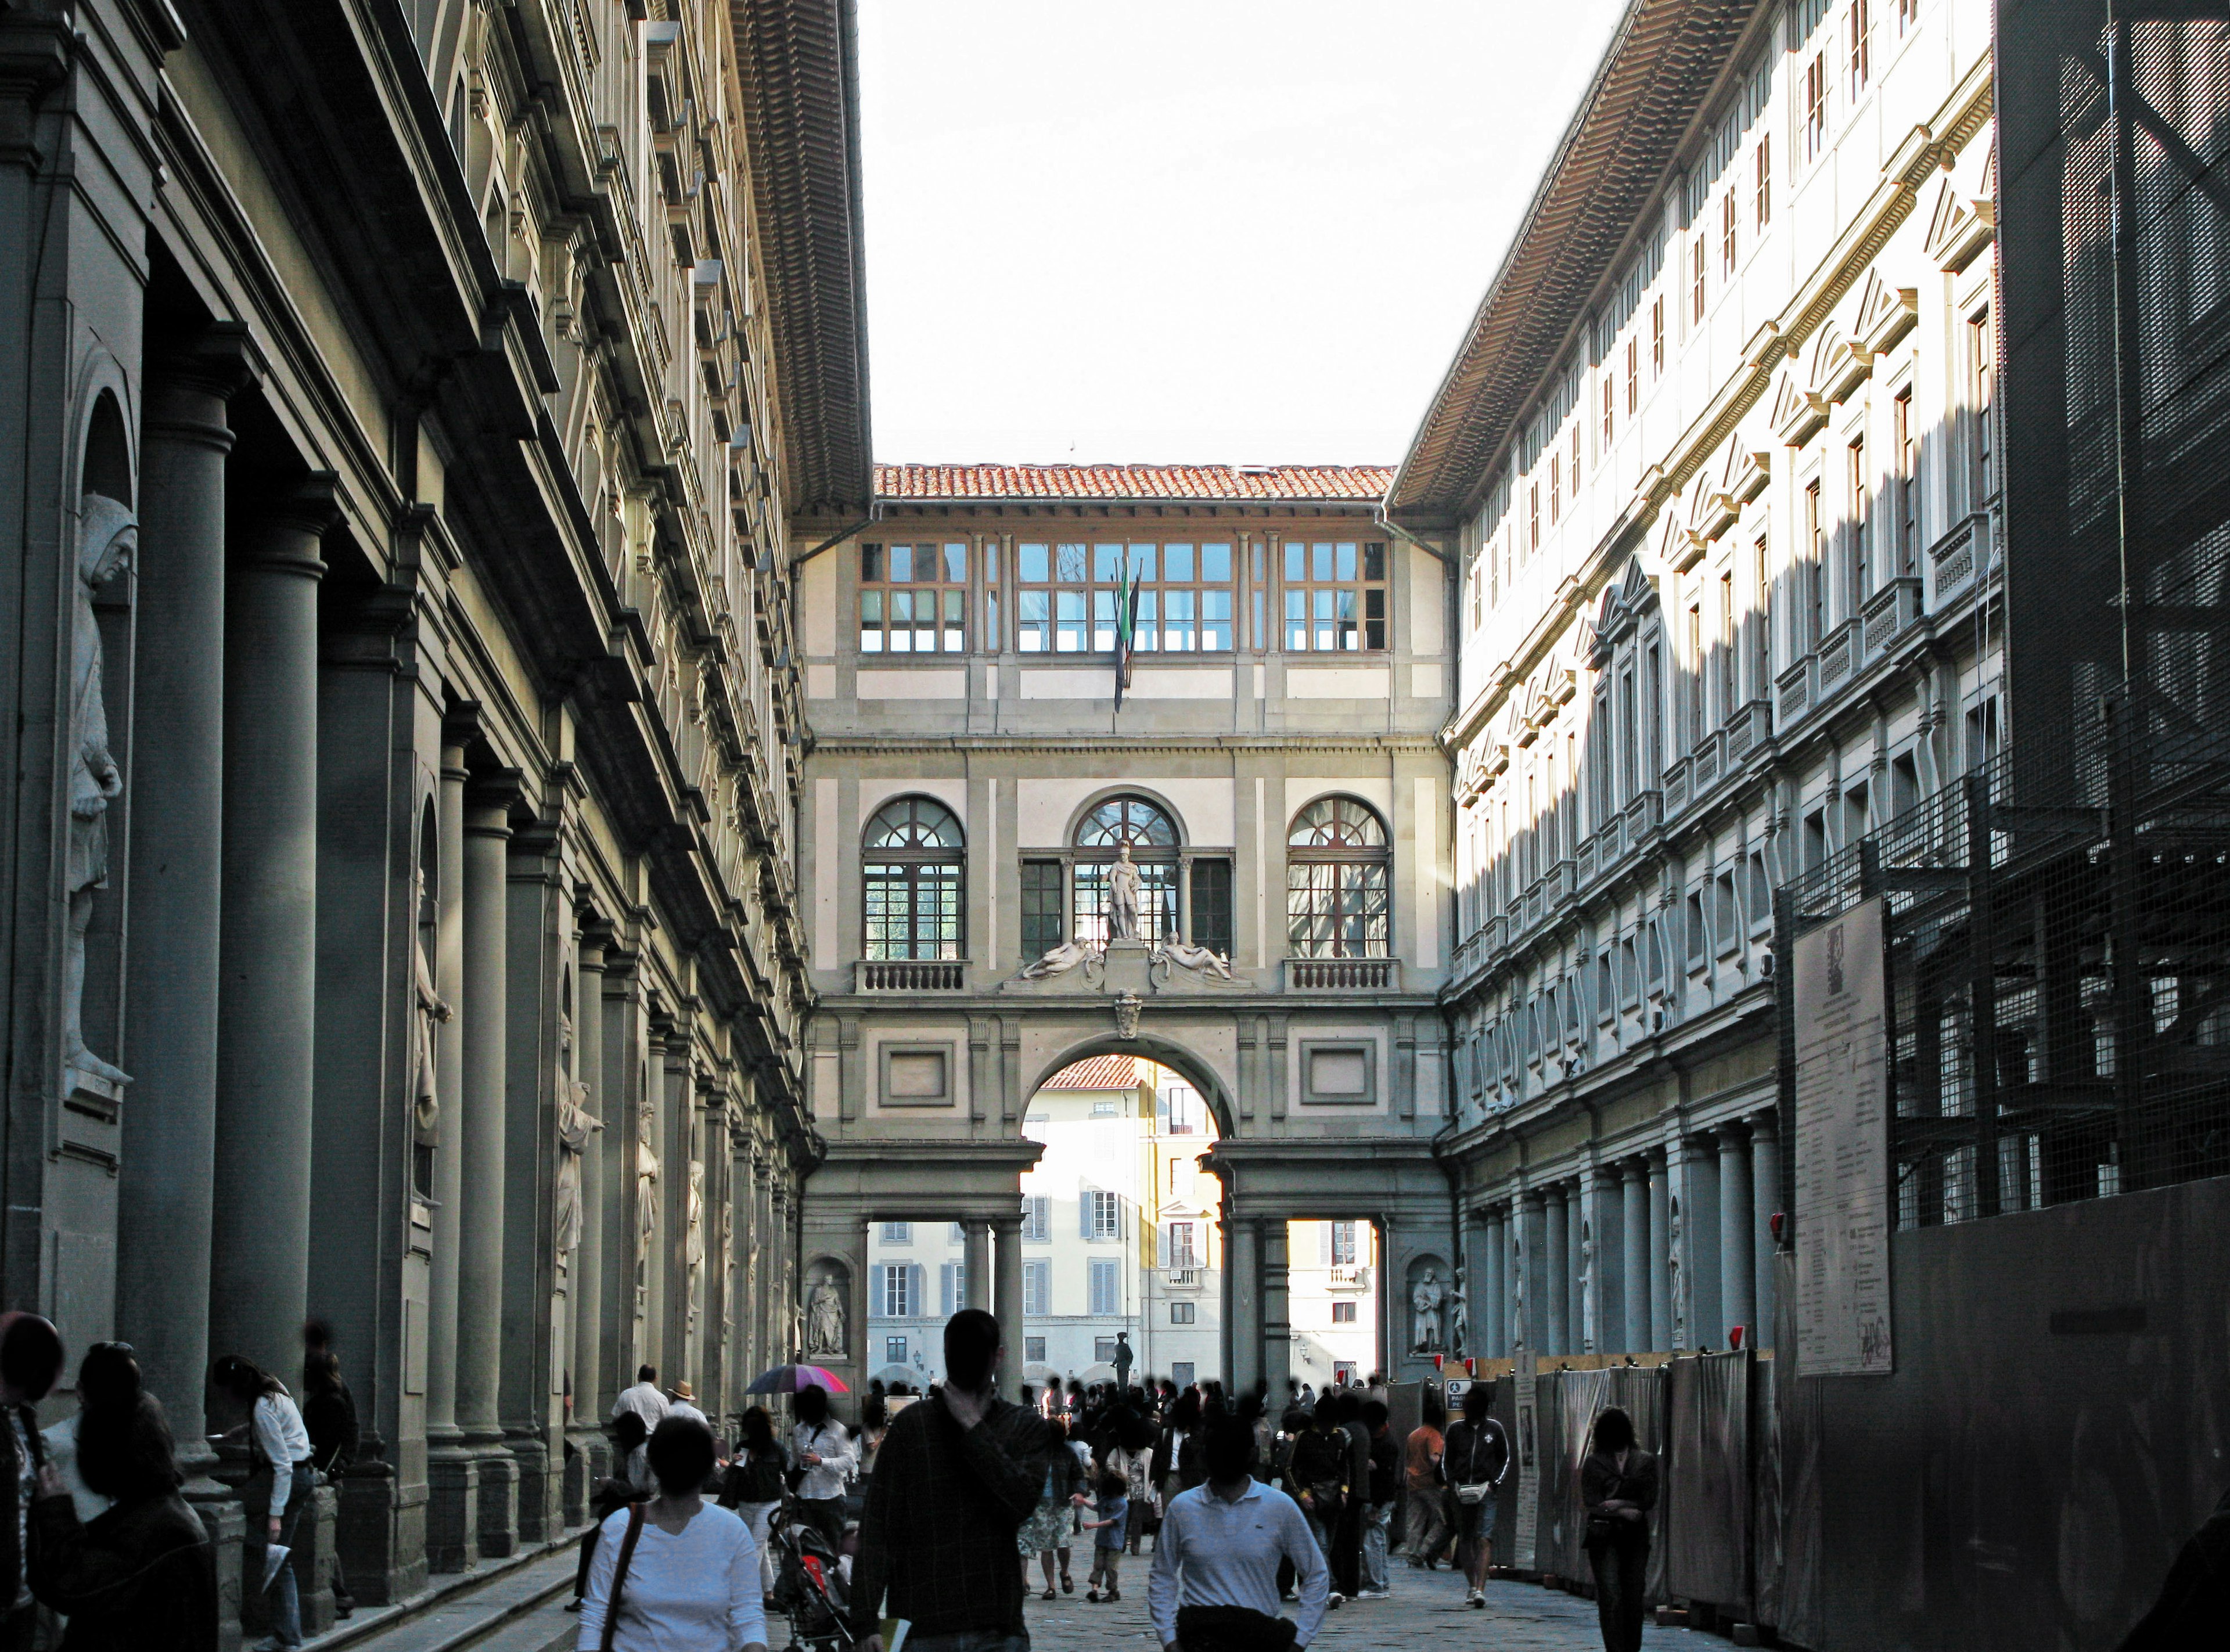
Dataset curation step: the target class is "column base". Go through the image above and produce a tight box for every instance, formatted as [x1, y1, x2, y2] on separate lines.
[336, 1464, 425, 1607]
[426, 1447, 481, 1575]
[509, 1431, 556, 1545]
[562, 1427, 609, 1524]
[240, 1484, 337, 1643]
[473, 1439, 520, 1560]
[185, 1481, 246, 1652]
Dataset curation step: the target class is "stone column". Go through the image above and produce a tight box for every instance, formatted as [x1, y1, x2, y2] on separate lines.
[424, 725, 475, 1572]
[1260, 1219, 1292, 1398]
[1678, 1133, 1723, 1349]
[992, 1215, 1024, 1398]
[567, 924, 610, 1500]
[209, 483, 329, 1380]
[1647, 1151, 1672, 1351]
[457, 775, 519, 1557]
[659, 1034, 694, 1390]
[116, 333, 254, 1480]
[1516, 1192, 1545, 1353]
[1542, 1183, 1569, 1355]
[1750, 1112, 1780, 1348]
[1719, 1125, 1756, 1347]
[1481, 1208, 1506, 1359]
[1620, 1160, 1650, 1353]
[1225, 1218, 1261, 1394]
[597, 951, 641, 1414]
[963, 1221, 991, 1312]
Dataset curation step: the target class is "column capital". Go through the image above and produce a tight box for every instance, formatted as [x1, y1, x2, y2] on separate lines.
[1749, 1107, 1779, 1141]
[148, 321, 265, 414]
[442, 698, 486, 757]
[242, 473, 340, 575]
[464, 768, 525, 829]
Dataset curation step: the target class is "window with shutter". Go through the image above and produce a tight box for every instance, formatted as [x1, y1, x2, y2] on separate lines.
[1088, 1258, 1121, 1316]
[1023, 1259, 1051, 1316]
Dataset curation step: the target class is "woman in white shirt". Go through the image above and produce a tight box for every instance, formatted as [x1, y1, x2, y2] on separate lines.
[214, 1354, 314, 1652]
[787, 1384, 855, 1556]
[577, 1416, 765, 1652]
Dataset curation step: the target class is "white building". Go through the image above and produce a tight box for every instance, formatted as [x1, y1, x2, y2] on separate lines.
[864, 1056, 1224, 1390]
[1285, 1219, 1382, 1391]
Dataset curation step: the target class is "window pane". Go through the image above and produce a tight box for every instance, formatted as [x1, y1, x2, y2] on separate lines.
[1056, 591, 1087, 652]
[1058, 542, 1088, 581]
[1164, 542, 1194, 581]
[1203, 542, 1232, 582]
[1314, 542, 1334, 582]
[1336, 542, 1358, 581]
[944, 542, 967, 582]
[1128, 543, 1156, 580]
[890, 544, 913, 582]
[1190, 858, 1234, 957]
[1203, 589, 1232, 651]
[1020, 591, 1048, 652]
[1020, 542, 1049, 582]
[1095, 544, 1123, 582]
[1286, 541, 1305, 582]
[1134, 591, 1156, 650]
[1094, 590, 1117, 651]
[862, 544, 883, 582]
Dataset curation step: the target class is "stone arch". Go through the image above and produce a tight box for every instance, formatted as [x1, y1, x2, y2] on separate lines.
[80, 385, 133, 508]
[1019, 1031, 1237, 1140]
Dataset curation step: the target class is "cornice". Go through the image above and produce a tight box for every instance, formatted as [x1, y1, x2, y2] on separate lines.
[808, 733, 1447, 758]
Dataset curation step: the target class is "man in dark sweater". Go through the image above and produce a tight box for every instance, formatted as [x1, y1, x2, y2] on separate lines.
[853, 1309, 1052, 1652]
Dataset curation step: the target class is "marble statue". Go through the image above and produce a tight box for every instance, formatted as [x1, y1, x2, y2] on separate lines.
[1668, 1194, 1685, 1346]
[553, 1076, 600, 1255]
[410, 871, 451, 1140]
[1107, 842, 1142, 941]
[1411, 1266, 1445, 1353]
[635, 1099, 660, 1309]
[62, 495, 135, 1091]
[685, 1159, 705, 1329]
[1017, 937, 1100, 981]
[1450, 1266, 1470, 1356]
[1152, 938, 1234, 980]
[805, 1271, 846, 1359]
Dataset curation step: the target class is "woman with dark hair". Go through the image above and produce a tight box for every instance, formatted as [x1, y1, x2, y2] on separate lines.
[1016, 1415, 1088, 1599]
[30, 1392, 217, 1650]
[213, 1354, 314, 1652]
[577, 1417, 765, 1652]
[612, 1409, 652, 1495]
[1580, 1405, 1659, 1652]
[717, 1406, 786, 1588]
[43, 1341, 140, 1525]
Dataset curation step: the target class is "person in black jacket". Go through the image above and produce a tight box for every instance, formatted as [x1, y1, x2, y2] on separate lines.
[0, 1312, 63, 1651]
[30, 1391, 217, 1651]
[717, 1406, 787, 1590]
[1441, 1382, 1509, 1608]
[1580, 1406, 1659, 1652]
[300, 1341, 359, 1620]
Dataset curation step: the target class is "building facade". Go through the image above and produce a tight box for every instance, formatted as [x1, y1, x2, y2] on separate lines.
[1391, 0, 1999, 1359]
[1285, 1219, 1383, 1391]
[793, 466, 1462, 1402]
[0, 0, 865, 1629]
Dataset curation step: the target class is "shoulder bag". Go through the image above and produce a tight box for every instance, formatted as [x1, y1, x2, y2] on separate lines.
[599, 1502, 649, 1652]
[1452, 1428, 1491, 1505]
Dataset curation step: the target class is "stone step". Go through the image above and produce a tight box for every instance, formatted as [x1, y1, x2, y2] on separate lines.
[302, 1545, 583, 1652]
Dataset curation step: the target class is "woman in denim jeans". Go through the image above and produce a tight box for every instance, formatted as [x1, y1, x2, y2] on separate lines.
[214, 1356, 314, 1652]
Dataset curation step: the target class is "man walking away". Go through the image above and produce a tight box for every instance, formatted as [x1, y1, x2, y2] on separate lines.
[1149, 1412, 1328, 1652]
[1282, 1405, 1347, 1580]
[612, 1365, 668, 1431]
[1355, 1401, 1398, 1600]
[791, 1383, 855, 1556]
[853, 1309, 1052, 1652]
[1402, 1390, 1449, 1569]
[1442, 1383, 1509, 1608]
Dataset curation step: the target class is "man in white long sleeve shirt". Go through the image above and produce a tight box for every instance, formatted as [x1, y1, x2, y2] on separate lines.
[790, 1383, 855, 1554]
[612, 1364, 670, 1430]
[1150, 1414, 1329, 1652]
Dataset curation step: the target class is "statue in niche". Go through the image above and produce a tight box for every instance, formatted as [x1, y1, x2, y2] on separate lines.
[554, 1074, 600, 1257]
[635, 1099, 660, 1311]
[62, 496, 135, 1092]
[804, 1268, 847, 1361]
[1450, 1266, 1470, 1356]
[685, 1159, 706, 1328]
[1411, 1266, 1445, 1353]
[410, 868, 451, 1143]
[1578, 1219, 1595, 1351]
[1107, 843, 1142, 942]
[1667, 1194, 1685, 1347]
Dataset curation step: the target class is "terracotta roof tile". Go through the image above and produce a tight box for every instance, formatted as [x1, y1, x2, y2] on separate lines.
[1038, 1055, 1144, 1091]
[876, 463, 1393, 505]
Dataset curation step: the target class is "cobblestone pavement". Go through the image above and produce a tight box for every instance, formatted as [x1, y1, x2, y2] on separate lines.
[1011, 1554, 1692, 1652]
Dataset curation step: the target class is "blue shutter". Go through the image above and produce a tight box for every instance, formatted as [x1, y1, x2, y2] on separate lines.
[911, 1264, 925, 1318]
[1080, 1191, 1094, 1239]
[871, 1265, 886, 1319]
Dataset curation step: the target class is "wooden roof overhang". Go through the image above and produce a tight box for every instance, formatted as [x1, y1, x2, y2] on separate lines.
[1387, 0, 1763, 527]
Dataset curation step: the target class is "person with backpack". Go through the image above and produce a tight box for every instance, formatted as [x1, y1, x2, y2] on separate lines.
[576, 1416, 764, 1652]
[1441, 1383, 1509, 1609]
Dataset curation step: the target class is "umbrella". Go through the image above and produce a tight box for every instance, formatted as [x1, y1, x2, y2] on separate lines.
[746, 1363, 850, 1395]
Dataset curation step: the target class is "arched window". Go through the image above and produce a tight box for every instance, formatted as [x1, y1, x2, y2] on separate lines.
[1286, 796, 1390, 958]
[1073, 796, 1179, 945]
[864, 797, 964, 960]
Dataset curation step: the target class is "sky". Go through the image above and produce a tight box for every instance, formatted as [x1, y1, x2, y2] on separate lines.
[857, 0, 1631, 470]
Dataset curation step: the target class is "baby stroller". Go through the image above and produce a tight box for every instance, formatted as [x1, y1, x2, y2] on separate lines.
[767, 1503, 856, 1652]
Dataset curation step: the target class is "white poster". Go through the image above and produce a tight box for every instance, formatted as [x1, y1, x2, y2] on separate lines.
[1793, 895, 1894, 1375]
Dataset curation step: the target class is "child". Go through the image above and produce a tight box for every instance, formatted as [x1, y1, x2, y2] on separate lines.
[1081, 1470, 1130, 1603]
